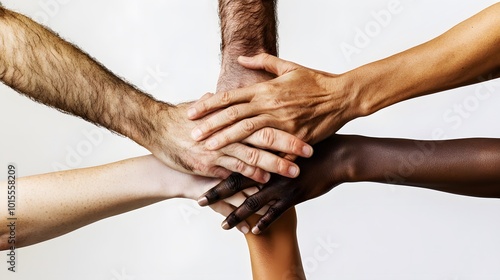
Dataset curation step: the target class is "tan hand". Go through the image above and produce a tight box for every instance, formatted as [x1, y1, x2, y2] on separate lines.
[188, 53, 358, 151]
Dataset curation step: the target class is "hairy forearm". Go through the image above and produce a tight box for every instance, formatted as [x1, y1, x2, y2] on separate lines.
[345, 136, 500, 197]
[245, 208, 305, 280]
[217, 4, 304, 277]
[0, 156, 217, 250]
[0, 8, 169, 149]
[219, 0, 277, 57]
[351, 3, 500, 116]
[218, 0, 278, 90]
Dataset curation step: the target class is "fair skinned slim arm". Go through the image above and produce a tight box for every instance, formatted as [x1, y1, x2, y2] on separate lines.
[0, 157, 306, 279]
[0, 7, 311, 183]
[188, 3, 500, 151]
[200, 135, 500, 234]
[0, 155, 260, 249]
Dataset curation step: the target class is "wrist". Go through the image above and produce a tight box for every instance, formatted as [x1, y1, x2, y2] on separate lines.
[136, 98, 174, 153]
[325, 135, 364, 183]
[339, 68, 376, 119]
[218, 54, 275, 92]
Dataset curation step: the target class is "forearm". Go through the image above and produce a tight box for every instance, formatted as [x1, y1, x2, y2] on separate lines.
[0, 8, 168, 149]
[218, 0, 278, 90]
[351, 3, 500, 116]
[245, 208, 305, 280]
[345, 136, 500, 197]
[0, 155, 215, 249]
[219, 0, 277, 58]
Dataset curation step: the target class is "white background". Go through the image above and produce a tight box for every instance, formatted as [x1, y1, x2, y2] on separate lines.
[1, 0, 500, 279]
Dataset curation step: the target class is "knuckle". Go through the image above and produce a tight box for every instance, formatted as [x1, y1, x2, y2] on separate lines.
[276, 158, 288, 175]
[245, 148, 260, 166]
[288, 137, 300, 153]
[226, 106, 239, 121]
[260, 128, 276, 147]
[198, 101, 208, 114]
[226, 213, 242, 227]
[245, 196, 263, 212]
[225, 174, 244, 192]
[263, 207, 282, 225]
[235, 160, 247, 173]
[220, 91, 231, 105]
[242, 119, 256, 133]
[206, 188, 221, 202]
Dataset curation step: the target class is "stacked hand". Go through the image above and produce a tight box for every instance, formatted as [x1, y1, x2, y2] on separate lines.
[198, 135, 356, 234]
[149, 98, 312, 183]
[187, 54, 361, 154]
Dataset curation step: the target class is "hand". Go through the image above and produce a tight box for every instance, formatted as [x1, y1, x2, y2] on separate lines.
[148, 99, 311, 183]
[198, 135, 356, 234]
[174, 171, 269, 234]
[187, 53, 360, 152]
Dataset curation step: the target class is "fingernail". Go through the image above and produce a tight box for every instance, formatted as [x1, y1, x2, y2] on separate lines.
[206, 138, 219, 149]
[222, 221, 230, 230]
[303, 146, 313, 157]
[252, 226, 261, 235]
[263, 172, 271, 183]
[187, 108, 197, 118]
[197, 196, 208, 206]
[240, 226, 250, 235]
[288, 166, 299, 177]
[191, 128, 202, 140]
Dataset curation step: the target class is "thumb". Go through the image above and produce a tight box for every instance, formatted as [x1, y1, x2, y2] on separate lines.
[238, 53, 297, 76]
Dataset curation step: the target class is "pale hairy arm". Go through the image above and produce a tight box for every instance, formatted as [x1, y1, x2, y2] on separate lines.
[0, 7, 165, 149]
[0, 6, 309, 182]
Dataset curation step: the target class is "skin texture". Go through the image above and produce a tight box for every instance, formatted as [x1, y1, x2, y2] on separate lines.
[188, 3, 500, 154]
[0, 155, 257, 250]
[200, 135, 500, 234]
[245, 208, 305, 280]
[0, 6, 310, 183]
[215, 1, 305, 278]
[0, 155, 303, 279]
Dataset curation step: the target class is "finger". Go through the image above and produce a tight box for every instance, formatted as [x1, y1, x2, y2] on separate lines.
[215, 155, 270, 184]
[191, 103, 266, 142]
[187, 87, 256, 121]
[283, 154, 298, 162]
[238, 53, 297, 76]
[199, 92, 214, 101]
[225, 187, 269, 216]
[222, 143, 300, 179]
[202, 116, 271, 150]
[222, 189, 274, 230]
[209, 201, 250, 234]
[198, 173, 256, 206]
[206, 165, 232, 180]
[244, 128, 314, 158]
[251, 201, 289, 234]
